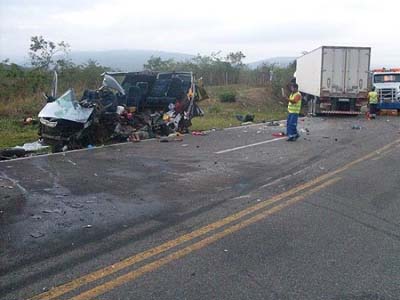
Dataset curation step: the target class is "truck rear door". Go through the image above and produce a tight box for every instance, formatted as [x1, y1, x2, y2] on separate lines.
[345, 48, 370, 95]
[321, 47, 346, 95]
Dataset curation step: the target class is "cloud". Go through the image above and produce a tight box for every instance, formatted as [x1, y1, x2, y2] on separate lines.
[0, 0, 398, 66]
[205, 22, 348, 45]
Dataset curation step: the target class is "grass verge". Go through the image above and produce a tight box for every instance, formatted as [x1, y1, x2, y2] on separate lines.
[0, 84, 287, 149]
[0, 118, 39, 149]
[191, 85, 287, 131]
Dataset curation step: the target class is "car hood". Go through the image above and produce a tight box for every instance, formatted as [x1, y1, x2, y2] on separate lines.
[38, 89, 94, 123]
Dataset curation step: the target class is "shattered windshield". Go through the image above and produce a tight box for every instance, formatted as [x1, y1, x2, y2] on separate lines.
[38, 89, 94, 123]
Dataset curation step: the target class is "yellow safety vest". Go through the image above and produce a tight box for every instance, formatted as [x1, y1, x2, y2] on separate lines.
[368, 91, 378, 104]
[288, 92, 302, 114]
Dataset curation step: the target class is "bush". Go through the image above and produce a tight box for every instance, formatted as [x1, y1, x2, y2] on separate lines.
[218, 91, 236, 103]
[208, 104, 222, 114]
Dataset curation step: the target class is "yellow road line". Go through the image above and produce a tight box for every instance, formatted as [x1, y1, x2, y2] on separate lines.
[69, 177, 341, 300]
[29, 172, 324, 300]
[29, 139, 400, 300]
[371, 148, 395, 161]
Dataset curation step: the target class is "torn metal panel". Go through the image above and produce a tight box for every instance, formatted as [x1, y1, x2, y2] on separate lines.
[102, 74, 125, 95]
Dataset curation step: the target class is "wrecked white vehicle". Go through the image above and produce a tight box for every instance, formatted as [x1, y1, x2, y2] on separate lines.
[38, 75, 123, 151]
[38, 89, 95, 147]
[38, 71, 207, 151]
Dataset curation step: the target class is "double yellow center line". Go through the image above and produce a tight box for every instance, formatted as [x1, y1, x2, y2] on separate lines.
[29, 139, 400, 300]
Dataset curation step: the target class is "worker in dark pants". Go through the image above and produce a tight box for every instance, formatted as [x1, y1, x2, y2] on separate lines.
[286, 84, 302, 141]
[368, 87, 379, 119]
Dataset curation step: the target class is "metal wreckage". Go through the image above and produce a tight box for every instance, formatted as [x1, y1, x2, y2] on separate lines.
[38, 71, 208, 151]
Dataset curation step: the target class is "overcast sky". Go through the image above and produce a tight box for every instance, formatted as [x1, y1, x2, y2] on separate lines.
[0, 0, 399, 66]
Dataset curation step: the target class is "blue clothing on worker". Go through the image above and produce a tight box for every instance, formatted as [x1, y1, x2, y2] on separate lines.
[286, 113, 299, 138]
[286, 91, 302, 140]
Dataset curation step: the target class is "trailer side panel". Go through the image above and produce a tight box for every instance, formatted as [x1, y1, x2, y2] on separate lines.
[296, 47, 322, 97]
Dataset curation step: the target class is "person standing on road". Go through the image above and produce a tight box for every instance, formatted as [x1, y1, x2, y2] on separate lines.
[286, 83, 302, 141]
[368, 87, 379, 119]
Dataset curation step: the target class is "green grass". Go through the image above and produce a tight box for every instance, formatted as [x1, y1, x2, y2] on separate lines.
[0, 84, 287, 149]
[191, 110, 286, 131]
[191, 85, 287, 131]
[0, 118, 39, 149]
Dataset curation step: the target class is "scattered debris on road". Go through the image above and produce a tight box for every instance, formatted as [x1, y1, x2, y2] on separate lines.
[272, 132, 286, 137]
[266, 121, 280, 126]
[22, 117, 39, 126]
[300, 128, 310, 134]
[191, 131, 207, 136]
[42, 209, 62, 214]
[236, 114, 255, 123]
[0, 148, 28, 160]
[30, 231, 45, 238]
[15, 141, 50, 152]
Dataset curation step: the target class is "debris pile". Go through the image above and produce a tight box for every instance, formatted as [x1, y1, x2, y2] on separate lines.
[0, 142, 50, 160]
[37, 71, 208, 152]
[236, 114, 255, 123]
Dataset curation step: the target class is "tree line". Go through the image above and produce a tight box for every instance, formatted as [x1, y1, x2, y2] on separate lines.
[0, 36, 295, 116]
[144, 51, 296, 94]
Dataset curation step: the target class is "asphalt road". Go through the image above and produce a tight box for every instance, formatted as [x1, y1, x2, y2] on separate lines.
[1, 116, 400, 300]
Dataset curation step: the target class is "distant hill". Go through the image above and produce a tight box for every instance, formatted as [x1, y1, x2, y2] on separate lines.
[248, 57, 296, 69]
[68, 52, 297, 71]
[64, 49, 194, 71]
[9, 51, 297, 71]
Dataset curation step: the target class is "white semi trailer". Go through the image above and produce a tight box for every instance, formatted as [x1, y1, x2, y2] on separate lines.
[296, 46, 371, 115]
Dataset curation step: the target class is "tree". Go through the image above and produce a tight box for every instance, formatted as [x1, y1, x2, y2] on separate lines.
[29, 35, 71, 70]
[270, 61, 296, 98]
[143, 56, 176, 71]
[226, 51, 246, 67]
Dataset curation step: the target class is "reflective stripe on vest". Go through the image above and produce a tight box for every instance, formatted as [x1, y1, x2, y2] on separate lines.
[369, 91, 378, 104]
[288, 92, 302, 114]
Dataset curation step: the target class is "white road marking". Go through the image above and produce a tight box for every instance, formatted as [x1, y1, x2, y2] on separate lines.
[1, 118, 291, 163]
[215, 137, 286, 154]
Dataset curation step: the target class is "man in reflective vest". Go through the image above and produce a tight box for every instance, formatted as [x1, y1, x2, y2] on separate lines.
[287, 83, 302, 141]
[368, 87, 379, 119]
